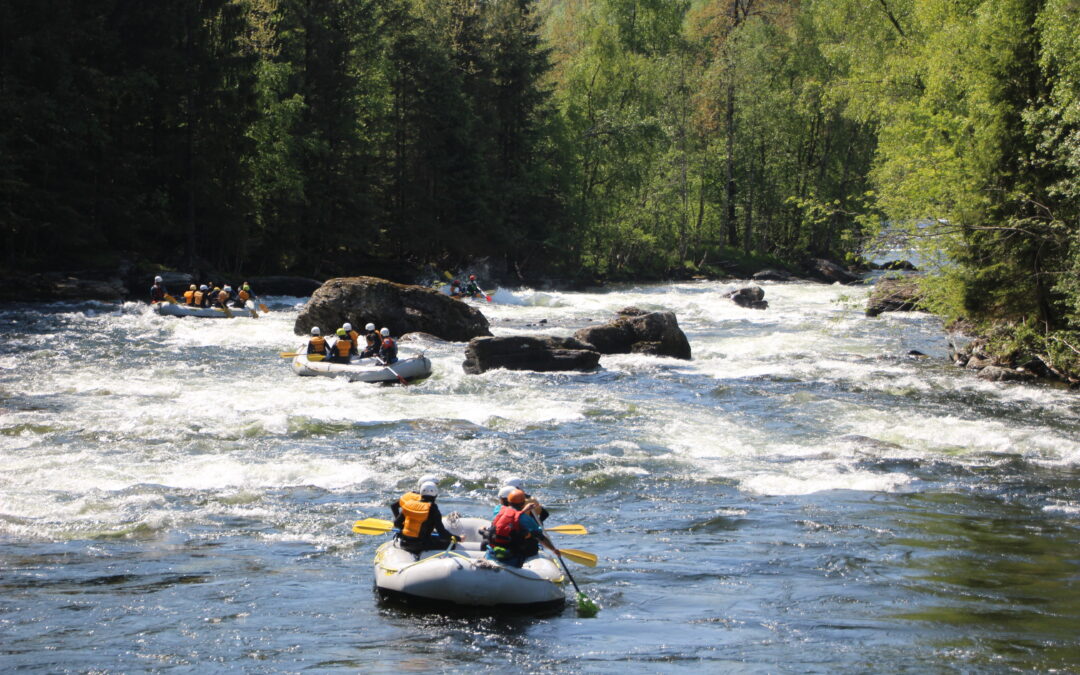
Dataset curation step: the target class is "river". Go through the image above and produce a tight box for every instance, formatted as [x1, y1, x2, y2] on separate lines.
[1, 280, 1078, 672]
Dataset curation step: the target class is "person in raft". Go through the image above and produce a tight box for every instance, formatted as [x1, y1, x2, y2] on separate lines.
[378, 327, 398, 364]
[195, 284, 209, 307]
[391, 481, 455, 555]
[484, 489, 559, 567]
[329, 327, 355, 364]
[306, 327, 329, 356]
[449, 279, 463, 297]
[150, 276, 167, 303]
[360, 323, 380, 358]
[183, 284, 197, 305]
[463, 274, 482, 298]
[505, 476, 549, 523]
[343, 322, 361, 346]
[236, 282, 255, 308]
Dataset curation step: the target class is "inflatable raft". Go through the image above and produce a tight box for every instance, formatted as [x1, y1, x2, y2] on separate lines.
[374, 516, 565, 609]
[153, 302, 258, 318]
[291, 352, 432, 383]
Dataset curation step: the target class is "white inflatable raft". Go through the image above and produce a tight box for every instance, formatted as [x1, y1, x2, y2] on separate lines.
[153, 302, 258, 318]
[291, 352, 432, 383]
[373, 516, 565, 609]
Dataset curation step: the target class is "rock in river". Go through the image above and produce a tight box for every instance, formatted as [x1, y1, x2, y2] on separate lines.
[294, 276, 491, 341]
[574, 308, 692, 360]
[463, 336, 600, 374]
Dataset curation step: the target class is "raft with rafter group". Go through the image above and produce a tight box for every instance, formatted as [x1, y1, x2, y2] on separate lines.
[153, 301, 259, 318]
[291, 351, 432, 384]
[372, 516, 566, 610]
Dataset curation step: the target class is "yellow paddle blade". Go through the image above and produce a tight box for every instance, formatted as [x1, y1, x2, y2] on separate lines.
[279, 352, 298, 358]
[259, 303, 269, 313]
[546, 524, 588, 535]
[352, 517, 394, 535]
[560, 548, 597, 567]
[307, 354, 325, 362]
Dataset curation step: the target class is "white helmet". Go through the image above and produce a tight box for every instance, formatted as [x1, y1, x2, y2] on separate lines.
[497, 485, 515, 500]
[311, 327, 321, 335]
[380, 327, 390, 337]
[343, 323, 352, 332]
[417, 475, 438, 488]
[505, 477, 525, 490]
[224, 285, 232, 292]
[365, 323, 375, 332]
[419, 482, 439, 498]
[199, 285, 208, 291]
[154, 276, 163, 283]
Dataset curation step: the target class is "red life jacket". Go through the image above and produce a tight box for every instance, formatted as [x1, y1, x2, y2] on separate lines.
[490, 505, 530, 547]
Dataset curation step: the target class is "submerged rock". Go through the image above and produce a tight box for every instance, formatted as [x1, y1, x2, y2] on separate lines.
[463, 336, 600, 374]
[294, 276, 491, 341]
[804, 258, 862, 285]
[574, 309, 691, 360]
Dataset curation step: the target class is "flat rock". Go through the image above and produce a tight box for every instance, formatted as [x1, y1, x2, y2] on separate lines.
[463, 336, 600, 374]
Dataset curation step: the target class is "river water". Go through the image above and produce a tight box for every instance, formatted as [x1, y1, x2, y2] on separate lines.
[1, 280, 1078, 673]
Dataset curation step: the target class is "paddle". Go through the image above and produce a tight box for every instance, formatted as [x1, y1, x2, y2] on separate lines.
[476, 286, 493, 302]
[163, 293, 178, 303]
[377, 356, 409, 386]
[353, 517, 394, 535]
[546, 524, 588, 535]
[278, 352, 326, 361]
[259, 303, 269, 313]
[218, 303, 233, 318]
[558, 548, 598, 567]
[556, 552, 600, 617]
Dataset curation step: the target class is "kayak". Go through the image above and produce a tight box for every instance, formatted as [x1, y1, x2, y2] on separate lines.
[153, 302, 258, 318]
[291, 352, 432, 383]
[373, 516, 565, 609]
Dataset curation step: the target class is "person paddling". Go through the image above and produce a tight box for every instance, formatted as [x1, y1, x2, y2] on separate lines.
[484, 489, 559, 567]
[390, 482, 455, 555]
[306, 327, 329, 356]
[183, 284, 197, 305]
[329, 328, 355, 363]
[505, 476, 549, 523]
[378, 328, 398, 365]
[464, 274, 482, 298]
[194, 284, 208, 307]
[150, 276, 167, 303]
[360, 323, 380, 358]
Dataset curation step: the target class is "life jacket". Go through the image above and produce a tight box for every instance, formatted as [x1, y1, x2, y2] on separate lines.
[334, 338, 353, 357]
[150, 285, 165, 302]
[238, 289, 250, 302]
[183, 290, 195, 305]
[398, 494, 431, 538]
[308, 336, 326, 353]
[349, 330, 360, 344]
[217, 290, 228, 305]
[193, 290, 204, 306]
[365, 333, 380, 349]
[490, 505, 530, 548]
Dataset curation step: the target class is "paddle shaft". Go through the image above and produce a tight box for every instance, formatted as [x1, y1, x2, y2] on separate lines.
[556, 553, 585, 594]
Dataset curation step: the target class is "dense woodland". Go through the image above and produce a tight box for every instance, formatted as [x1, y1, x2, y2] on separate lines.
[3, 0, 1080, 372]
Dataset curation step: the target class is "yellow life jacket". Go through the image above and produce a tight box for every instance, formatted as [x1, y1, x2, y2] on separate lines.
[334, 338, 352, 357]
[399, 494, 431, 538]
[308, 336, 326, 352]
[183, 290, 195, 305]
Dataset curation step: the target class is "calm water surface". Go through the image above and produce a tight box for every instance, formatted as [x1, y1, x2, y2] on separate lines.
[1, 280, 1078, 672]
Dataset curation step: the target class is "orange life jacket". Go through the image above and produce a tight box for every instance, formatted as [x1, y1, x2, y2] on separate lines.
[193, 290, 204, 305]
[217, 290, 229, 304]
[349, 330, 360, 344]
[334, 338, 353, 357]
[238, 289, 250, 301]
[398, 494, 431, 538]
[308, 336, 326, 352]
[183, 290, 195, 305]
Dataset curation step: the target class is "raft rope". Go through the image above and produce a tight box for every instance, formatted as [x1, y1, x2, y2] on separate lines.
[376, 543, 564, 583]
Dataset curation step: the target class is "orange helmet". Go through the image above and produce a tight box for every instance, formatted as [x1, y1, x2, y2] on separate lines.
[507, 489, 526, 505]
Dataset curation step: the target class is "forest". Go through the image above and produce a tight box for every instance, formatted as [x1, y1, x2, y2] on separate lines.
[2, 0, 1080, 373]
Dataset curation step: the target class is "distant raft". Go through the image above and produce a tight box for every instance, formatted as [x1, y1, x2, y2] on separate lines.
[153, 302, 258, 318]
[291, 352, 432, 384]
[374, 516, 565, 610]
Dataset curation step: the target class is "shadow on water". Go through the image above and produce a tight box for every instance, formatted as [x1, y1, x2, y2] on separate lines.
[888, 491, 1080, 670]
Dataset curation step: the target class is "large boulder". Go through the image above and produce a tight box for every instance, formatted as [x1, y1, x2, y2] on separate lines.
[804, 258, 862, 285]
[726, 285, 768, 310]
[574, 308, 691, 360]
[751, 268, 795, 282]
[294, 276, 491, 341]
[463, 336, 600, 374]
[865, 277, 925, 317]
